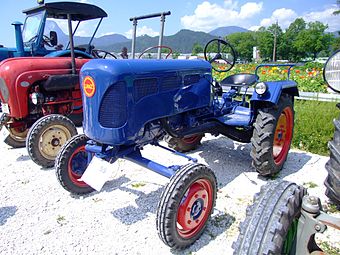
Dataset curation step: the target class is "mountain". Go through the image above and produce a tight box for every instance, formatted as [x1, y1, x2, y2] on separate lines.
[209, 26, 249, 37]
[102, 29, 217, 53]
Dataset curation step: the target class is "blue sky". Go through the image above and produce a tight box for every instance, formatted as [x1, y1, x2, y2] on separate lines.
[1, 0, 339, 46]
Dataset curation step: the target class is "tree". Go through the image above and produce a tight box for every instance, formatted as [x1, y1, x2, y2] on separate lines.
[282, 18, 307, 61]
[192, 43, 203, 56]
[255, 27, 273, 60]
[334, 0, 340, 15]
[227, 32, 256, 61]
[294, 21, 333, 60]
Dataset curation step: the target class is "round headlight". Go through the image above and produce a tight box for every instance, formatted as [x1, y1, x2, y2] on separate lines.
[255, 82, 267, 95]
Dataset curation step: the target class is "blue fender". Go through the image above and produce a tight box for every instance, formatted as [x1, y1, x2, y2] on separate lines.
[45, 50, 93, 58]
[250, 80, 298, 105]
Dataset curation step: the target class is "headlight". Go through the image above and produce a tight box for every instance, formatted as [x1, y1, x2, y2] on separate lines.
[255, 82, 267, 95]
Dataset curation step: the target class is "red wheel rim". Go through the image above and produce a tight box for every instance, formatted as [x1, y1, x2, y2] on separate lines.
[67, 145, 90, 187]
[273, 107, 293, 166]
[176, 179, 214, 238]
[182, 135, 201, 144]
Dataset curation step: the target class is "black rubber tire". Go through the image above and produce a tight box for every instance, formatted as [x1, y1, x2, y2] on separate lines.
[4, 133, 26, 148]
[324, 115, 340, 205]
[251, 94, 294, 176]
[26, 114, 77, 168]
[156, 163, 217, 249]
[55, 134, 94, 195]
[233, 181, 306, 255]
[165, 134, 204, 152]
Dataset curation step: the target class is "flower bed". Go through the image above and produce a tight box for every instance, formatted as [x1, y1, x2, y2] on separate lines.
[213, 62, 327, 93]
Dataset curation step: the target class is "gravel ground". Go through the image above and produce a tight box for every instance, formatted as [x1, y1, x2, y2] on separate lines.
[0, 134, 339, 255]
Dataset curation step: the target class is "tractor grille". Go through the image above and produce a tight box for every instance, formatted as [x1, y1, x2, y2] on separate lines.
[133, 78, 158, 102]
[99, 81, 127, 128]
[184, 74, 201, 86]
[160, 73, 181, 91]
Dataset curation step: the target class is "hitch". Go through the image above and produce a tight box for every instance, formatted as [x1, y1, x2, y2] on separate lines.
[296, 195, 340, 255]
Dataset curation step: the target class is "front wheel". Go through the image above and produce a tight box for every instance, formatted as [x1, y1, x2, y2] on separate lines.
[26, 115, 77, 168]
[156, 163, 217, 249]
[232, 181, 306, 255]
[4, 132, 26, 148]
[55, 134, 94, 195]
[251, 94, 294, 176]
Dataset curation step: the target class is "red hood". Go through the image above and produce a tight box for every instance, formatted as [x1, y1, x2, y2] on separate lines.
[0, 57, 89, 118]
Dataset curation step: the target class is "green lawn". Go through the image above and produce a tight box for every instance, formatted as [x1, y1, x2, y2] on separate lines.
[292, 100, 339, 155]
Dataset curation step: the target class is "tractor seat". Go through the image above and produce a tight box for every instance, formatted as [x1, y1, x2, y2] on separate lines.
[220, 73, 259, 87]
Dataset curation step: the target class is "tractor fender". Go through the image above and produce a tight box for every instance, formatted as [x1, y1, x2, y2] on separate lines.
[45, 50, 93, 59]
[250, 80, 298, 105]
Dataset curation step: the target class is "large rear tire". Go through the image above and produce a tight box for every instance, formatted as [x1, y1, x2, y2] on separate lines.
[55, 134, 94, 195]
[26, 114, 77, 168]
[156, 163, 216, 249]
[233, 181, 306, 255]
[251, 94, 294, 176]
[324, 114, 340, 205]
[166, 134, 204, 152]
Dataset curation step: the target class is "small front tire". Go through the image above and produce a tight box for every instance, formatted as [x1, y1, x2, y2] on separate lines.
[26, 114, 77, 168]
[156, 163, 217, 249]
[55, 134, 94, 195]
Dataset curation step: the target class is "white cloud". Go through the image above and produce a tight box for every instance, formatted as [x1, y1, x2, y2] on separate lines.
[260, 8, 298, 28]
[124, 26, 159, 39]
[180, 1, 263, 32]
[249, 25, 261, 31]
[303, 6, 340, 31]
[257, 5, 340, 32]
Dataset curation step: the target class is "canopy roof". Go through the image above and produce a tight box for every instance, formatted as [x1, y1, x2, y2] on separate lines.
[23, 2, 107, 21]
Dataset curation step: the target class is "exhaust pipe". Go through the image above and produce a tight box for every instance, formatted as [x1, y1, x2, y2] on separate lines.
[12, 22, 25, 56]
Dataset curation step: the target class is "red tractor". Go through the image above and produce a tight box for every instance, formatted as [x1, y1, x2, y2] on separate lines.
[0, 2, 115, 167]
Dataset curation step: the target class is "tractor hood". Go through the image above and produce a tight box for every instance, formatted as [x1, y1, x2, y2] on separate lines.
[80, 59, 212, 145]
[0, 57, 89, 118]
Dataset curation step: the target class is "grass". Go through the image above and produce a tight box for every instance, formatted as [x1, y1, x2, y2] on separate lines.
[292, 100, 339, 155]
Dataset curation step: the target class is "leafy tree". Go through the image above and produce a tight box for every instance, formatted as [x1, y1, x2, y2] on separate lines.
[255, 27, 273, 60]
[282, 18, 307, 61]
[334, 0, 340, 15]
[227, 32, 256, 61]
[192, 43, 203, 56]
[294, 21, 333, 60]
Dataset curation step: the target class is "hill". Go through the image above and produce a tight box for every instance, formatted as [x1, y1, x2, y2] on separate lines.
[209, 26, 249, 37]
[102, 29, 217, 53]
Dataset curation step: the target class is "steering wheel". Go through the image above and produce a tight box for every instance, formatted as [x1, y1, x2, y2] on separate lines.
[204, 39, 236, 72]
[91, 49, 117, 59]
[42, 35, 54, 47]
[139, 45, 173, 59]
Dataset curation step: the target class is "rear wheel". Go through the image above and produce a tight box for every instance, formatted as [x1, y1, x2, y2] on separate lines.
[251, 94, 294, 176]
[232, 181, 306, 255]
[55, 134, 94, 195]
[156, 163, 216, 249]
[324, 115, 340, 205]
[166, 134, 204, 152]
[26, 115, 77, 168]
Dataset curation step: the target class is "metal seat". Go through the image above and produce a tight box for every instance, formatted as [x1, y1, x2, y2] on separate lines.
[220, 73, 259, 87]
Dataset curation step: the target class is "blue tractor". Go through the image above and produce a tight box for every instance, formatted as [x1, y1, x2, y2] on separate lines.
[55, 39, 299, 249]
[0, 1, 113, 61]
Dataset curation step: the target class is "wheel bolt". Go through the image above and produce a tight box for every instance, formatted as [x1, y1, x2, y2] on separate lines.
[202, 195, 206, 199]
[315, 225, 321, 231]
[187, 208, 190, 212]
[196, 220, 199, 224]
[187, 220, 191, 224]
[194, 194, 198, 198]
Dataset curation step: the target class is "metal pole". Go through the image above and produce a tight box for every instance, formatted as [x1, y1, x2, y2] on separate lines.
[157, 13, 166, 59]
[272, 20, 278, 62]
[67, 14, 76, 74]
[131, 19, 137, 59]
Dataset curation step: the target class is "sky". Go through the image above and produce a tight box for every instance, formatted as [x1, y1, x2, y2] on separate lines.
[1, 0, 339, 46]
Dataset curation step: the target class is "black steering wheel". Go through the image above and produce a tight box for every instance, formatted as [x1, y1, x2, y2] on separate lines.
[139, 45, 173, 59]
[204, 39, 236, 72]
[91, 49, 117, 59]
[42, 35, 54, 47]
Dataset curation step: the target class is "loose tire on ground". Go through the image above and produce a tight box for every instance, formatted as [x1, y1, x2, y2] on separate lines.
[166, 134, 204, 152]
[251, 93, 294, 176]
[156, 163, 217, 249]
[26, 114, 77, 168]
[324, 114, 340, 206]
[55, 134, 94, 195]
[232, 181, 306, 255]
